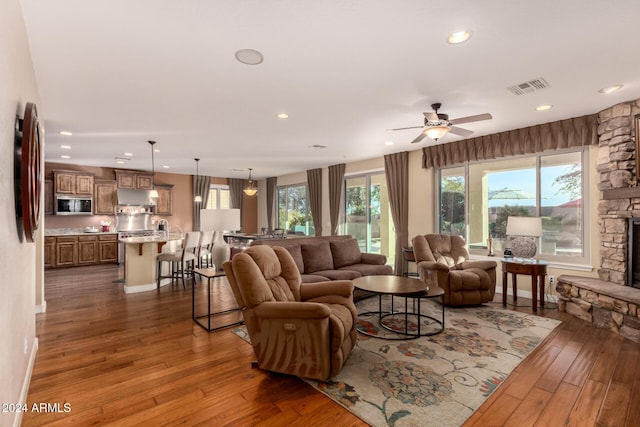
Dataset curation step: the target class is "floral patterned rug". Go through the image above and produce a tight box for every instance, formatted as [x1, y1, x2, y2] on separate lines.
[232, 297, 561, 427]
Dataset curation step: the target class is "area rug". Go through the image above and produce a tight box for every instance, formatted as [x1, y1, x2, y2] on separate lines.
[232, 297, 561, 427]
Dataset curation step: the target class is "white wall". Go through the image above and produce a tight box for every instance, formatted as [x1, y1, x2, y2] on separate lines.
[0, 0, 42, 425]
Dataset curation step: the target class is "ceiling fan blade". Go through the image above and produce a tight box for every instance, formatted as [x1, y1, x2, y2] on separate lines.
[387, 125, 424, 131]
[410, 131, 427, 144]
[449, 126, 474, 137]
[424, 112, 439, 122]
[449, 113, 492, 125]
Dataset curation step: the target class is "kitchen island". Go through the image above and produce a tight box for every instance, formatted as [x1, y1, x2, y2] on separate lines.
[119, 233, 183, 294]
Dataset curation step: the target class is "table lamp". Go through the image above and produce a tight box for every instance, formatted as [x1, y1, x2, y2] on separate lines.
[200, 208, 241, 270]
[506, 216, 542, 259]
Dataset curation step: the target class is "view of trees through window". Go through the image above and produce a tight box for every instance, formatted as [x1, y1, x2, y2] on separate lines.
[278, 184, 314, 236]
[439, 150, 586, 261]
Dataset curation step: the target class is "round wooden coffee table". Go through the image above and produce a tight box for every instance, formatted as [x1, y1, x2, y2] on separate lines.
[354, 275, 445, 339]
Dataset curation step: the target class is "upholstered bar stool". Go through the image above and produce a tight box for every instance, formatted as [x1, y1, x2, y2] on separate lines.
[157, 231, 200, 289]
[197, 230, 215, 268]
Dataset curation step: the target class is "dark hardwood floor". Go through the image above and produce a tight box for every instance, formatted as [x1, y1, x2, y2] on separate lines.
[23, 264, 640, 426]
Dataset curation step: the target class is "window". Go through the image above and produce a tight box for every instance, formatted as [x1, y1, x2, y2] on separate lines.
[206, 185, 230, 209]
[344, 172, 395, 263]
[438, 149, 588, 263]
[278, 184, 314, 236]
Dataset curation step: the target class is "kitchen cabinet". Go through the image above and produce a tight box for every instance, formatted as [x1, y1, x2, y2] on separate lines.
[44, 236, 56, 268]
[94, 180, 117, 215]
[56, 236, 78, 266]
[78, 235, 98, 264]
[154, 185, 173, 215]
[44, 180, 54, 215]
[99, 234, 118, 263]
[54, 171, 94, 196]
[115, 170, 154, 190]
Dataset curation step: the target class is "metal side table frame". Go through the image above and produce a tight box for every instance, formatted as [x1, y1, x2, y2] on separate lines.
[192, 268, 243, 331]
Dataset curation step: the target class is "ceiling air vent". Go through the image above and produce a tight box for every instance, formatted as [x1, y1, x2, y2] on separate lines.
[507, 77, 550, 96]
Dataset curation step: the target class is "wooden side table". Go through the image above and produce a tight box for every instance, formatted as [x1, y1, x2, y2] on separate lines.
[501, 259, 548, 312]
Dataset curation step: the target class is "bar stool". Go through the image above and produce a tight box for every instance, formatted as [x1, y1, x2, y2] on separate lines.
[197, 230, 215, 268]
[402, 247, 419, 278]
[157, 231, 200, 289]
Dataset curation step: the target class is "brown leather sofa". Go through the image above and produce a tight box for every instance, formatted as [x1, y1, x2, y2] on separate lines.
[412, 234, 497, 306]
[223, 245, 357, 380]
[251, 235, 393, 283]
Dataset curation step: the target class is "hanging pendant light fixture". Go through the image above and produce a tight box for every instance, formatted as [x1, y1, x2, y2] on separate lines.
[194, 158, 202, 203]
[148, 140, 159, 198]
[243, 168, 258, 196]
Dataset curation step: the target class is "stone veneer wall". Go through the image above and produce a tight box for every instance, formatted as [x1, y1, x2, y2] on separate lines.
[597, 99, 640, 284]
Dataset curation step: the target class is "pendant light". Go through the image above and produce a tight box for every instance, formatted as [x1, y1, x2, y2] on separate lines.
[243, 168, 258, 196]
[194, 158, 202, 203]
[148, 140, 159, 198]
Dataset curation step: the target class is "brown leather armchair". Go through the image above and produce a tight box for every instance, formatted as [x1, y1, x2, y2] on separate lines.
[412, 234, 497, 306]
[223, 245, 357, 381]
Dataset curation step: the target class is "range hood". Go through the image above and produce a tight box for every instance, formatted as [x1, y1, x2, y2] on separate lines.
[116, 189, 155, 206]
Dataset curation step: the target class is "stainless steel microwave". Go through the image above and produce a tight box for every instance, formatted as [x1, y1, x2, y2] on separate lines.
[56, 196, 93, 215]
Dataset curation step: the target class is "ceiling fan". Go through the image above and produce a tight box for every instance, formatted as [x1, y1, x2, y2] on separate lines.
[389, 103, 492, 144]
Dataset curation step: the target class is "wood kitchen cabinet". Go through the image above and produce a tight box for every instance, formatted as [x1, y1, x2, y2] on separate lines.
[44, 237, 56, 268]
[115, 170, 154, 190]
[44, 180, 54, 215]
[154, 184, 173, 215]
[94, 180, 117, 215]
[98, 234, 118, 263]
[54, 171, 94, 196]
[55, 236, 78, 266]
[78, 235, 98, 264]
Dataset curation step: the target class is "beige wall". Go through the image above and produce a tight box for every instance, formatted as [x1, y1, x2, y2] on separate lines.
[1, 0, 41, 424]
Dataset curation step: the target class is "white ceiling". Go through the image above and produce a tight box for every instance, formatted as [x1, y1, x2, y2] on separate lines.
[20, 0, 640, 180]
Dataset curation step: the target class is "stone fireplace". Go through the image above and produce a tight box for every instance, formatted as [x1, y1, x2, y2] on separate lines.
[555, 99, 640, 343]
[597, 99, 640, 286]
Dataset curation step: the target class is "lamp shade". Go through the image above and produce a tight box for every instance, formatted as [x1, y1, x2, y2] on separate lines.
[200, 208, 241, 232]
[425, 124, 451, 141]
[506, 216, 542, 237]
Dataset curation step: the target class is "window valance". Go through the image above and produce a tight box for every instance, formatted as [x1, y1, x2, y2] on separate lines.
[422, 113, 598, 168]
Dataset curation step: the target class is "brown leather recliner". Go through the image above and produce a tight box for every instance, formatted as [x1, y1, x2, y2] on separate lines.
[412, 234, 497, 306]
[223, 245, 357, 381]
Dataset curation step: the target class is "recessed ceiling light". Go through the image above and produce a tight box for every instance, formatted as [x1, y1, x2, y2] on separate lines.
[235, 49, 264, 65]
[116, 160, 125, 164]
[60, 145, 71, 149]
[599, 84, 623, 94]
[447, 31, 472, 44]
[59, 131, 73, 136]
[162, 165, 170, 169]
[154, 149, 160, 153]
[535, 104, 553, 111]
[60, 155, 71, 159]
[124, 152, 133, 157]
[276, 113, 289, 119]
[385, 141, 394, 146]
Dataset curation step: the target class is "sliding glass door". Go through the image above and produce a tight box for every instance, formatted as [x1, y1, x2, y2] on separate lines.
[344, 173, 394, 263]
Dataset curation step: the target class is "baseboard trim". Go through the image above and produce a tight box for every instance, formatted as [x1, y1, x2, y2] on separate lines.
[35, 300, 46, 314]
[14, 337, 38, 427]
[124, 278, 173, 294]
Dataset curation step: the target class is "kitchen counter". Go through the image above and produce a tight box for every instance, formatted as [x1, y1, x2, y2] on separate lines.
[45, 228, 117, 236]
[121, 233, 183, 294]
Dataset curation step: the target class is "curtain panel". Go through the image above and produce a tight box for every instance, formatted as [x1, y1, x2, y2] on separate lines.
[192, 175, 211, 231]
[307, 168, 323, 236]
[228, 179, 245, 228]
[266, 177, 277, 230]
[384, 152, 409, 276]
[422, 114, 598, 169]
[328, 163, 345, 236]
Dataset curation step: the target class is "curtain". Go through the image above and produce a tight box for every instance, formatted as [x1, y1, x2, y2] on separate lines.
[306, 168, 322, 236]
[192, 175, 211, 231]
[229, 179, 244, 229]
[328, 163, 345, 235]
[266, 177, 277, 230]
[422, 114, 598, 168]
[384, 152, 409, 276]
